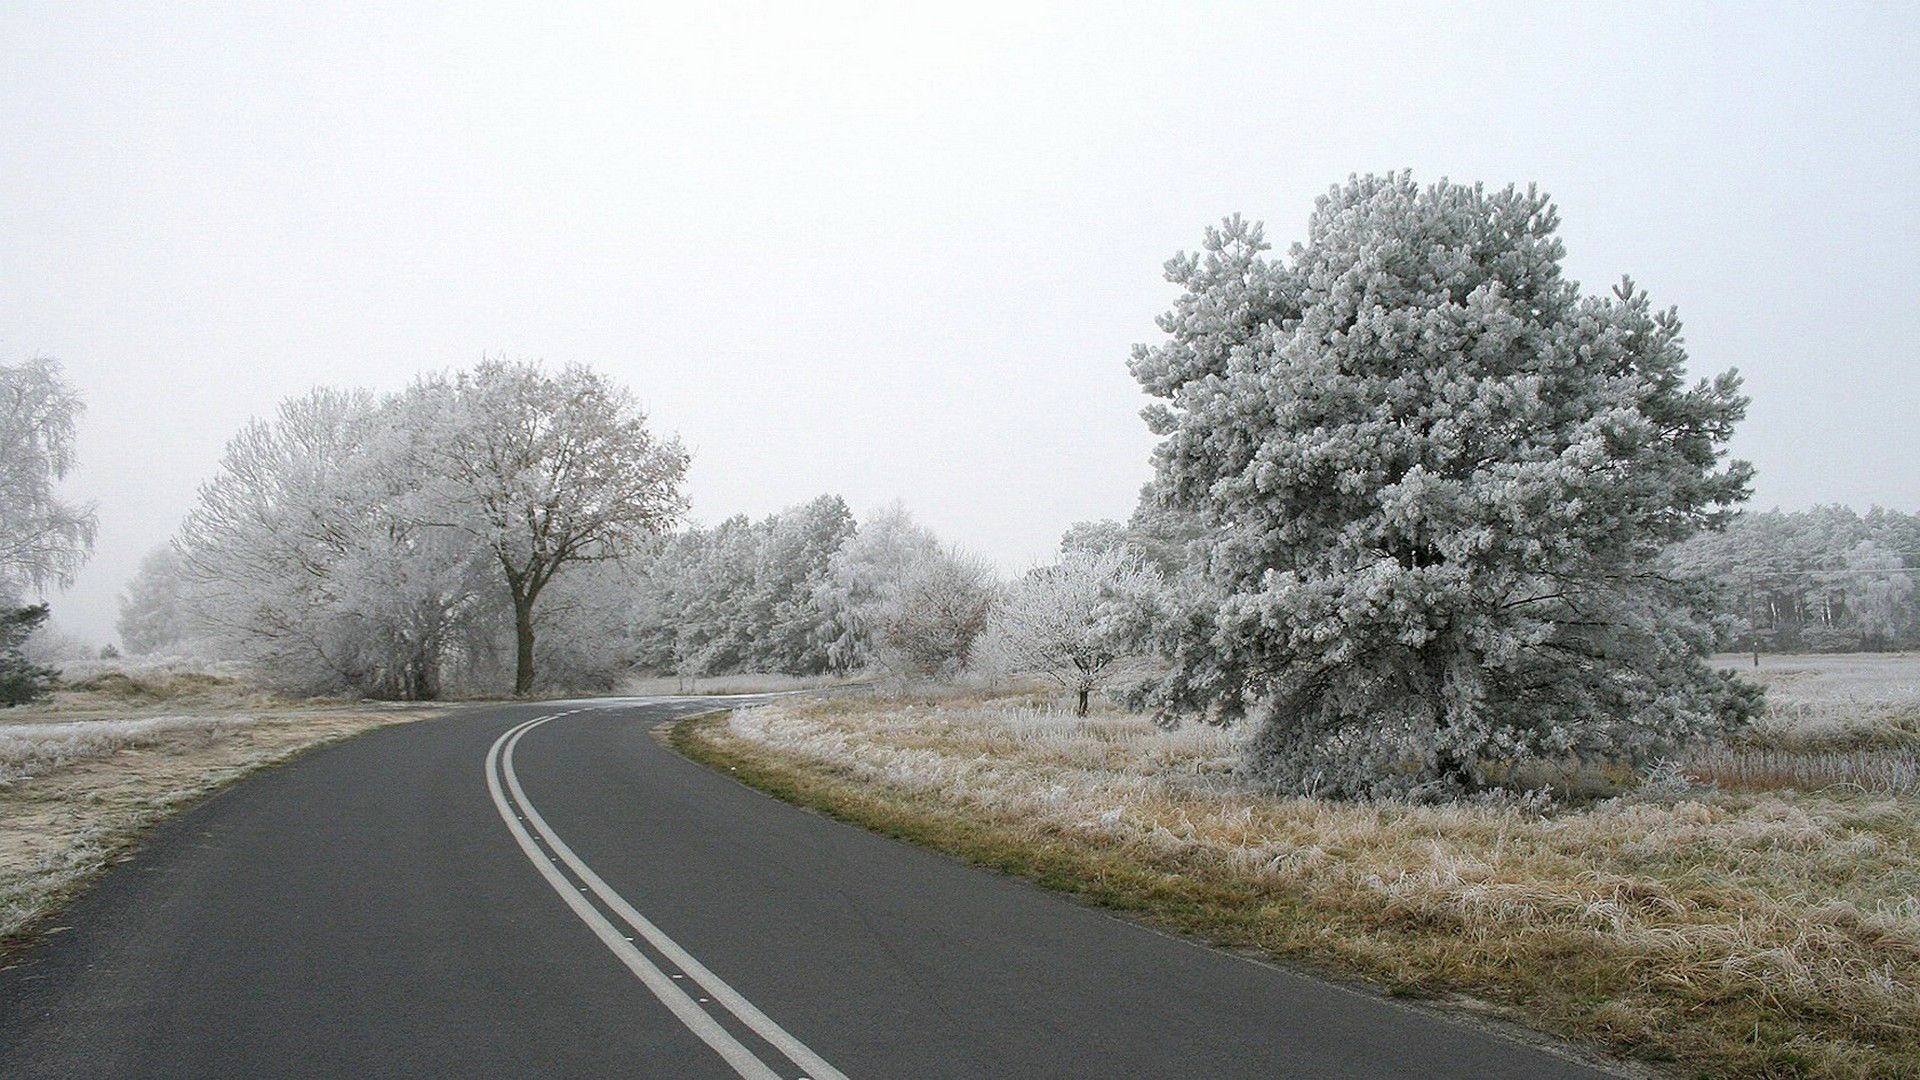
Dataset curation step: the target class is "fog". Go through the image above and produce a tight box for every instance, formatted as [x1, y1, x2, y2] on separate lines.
[3, 2, 1914, 645]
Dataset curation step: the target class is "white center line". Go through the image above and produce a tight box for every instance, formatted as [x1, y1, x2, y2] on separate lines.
[486, 707, 849, 1080]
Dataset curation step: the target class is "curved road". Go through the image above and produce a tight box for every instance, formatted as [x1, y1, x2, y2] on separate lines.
[0, 699, 1614, 1078]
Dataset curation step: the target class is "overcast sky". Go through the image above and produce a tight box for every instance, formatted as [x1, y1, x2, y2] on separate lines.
[4, 2, 1916, 645]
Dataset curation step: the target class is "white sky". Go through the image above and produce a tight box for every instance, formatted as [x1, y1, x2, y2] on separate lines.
[3, 2, 1916, 645]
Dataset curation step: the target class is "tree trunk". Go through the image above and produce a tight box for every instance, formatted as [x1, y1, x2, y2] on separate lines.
[512, 593, 537, 697]
[1075, 685, 1091, 717]
[1423, 643, 1476, 791]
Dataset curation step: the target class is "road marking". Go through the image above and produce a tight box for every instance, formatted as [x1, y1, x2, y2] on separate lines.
[486, 709, 849, 1080]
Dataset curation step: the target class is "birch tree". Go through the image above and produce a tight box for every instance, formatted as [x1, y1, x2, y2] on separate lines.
[0, 358, 97, 601]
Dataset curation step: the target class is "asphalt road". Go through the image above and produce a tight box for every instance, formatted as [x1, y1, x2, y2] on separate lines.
[0, 699, 1617, 1078]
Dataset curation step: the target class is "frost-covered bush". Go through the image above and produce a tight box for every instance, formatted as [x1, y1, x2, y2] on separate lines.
[1131, 174, 1759, 798]
[871, 547, 999, 678]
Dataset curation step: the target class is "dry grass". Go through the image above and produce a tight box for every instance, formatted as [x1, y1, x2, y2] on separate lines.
[0, 714, 260, 784]
[1688, 746, 1920, 797]
[1, 699, 428, 952]
[1679, 654, 1920, 800]
[682, 696, 1920, 1079]
[23, 667, 298, 719]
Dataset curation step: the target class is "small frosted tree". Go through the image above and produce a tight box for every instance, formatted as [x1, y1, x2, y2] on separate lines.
[983, 548, 1159, 715]
[1133, 174, 1757, 797]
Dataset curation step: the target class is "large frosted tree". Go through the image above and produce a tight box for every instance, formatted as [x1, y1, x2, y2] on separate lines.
[175, 389, 490, 698]
[414, 361, 688, 695]
[1132, 174, 1757, 797]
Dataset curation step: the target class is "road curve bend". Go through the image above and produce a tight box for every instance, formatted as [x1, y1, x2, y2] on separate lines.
[0, 699, 1616, 1079]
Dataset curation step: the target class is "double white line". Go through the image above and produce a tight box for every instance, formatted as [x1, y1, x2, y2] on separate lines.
[485, 706, 848, 1080]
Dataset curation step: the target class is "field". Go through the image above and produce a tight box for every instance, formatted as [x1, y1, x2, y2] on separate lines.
[677, 654, 1920, 1079]
[1691, 654, 1920, 797]
[0, 671, 428, 951]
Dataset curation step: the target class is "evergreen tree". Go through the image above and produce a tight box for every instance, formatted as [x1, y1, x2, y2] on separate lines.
[1132, 174, 1757, 797]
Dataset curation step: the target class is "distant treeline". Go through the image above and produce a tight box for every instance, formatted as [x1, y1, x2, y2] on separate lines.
[1665, 505, 1920, 652]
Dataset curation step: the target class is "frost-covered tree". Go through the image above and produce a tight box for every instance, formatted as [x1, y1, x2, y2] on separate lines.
[1061, 510, 1201, 577]
[180, 391, 405, 694]
[166, 363, 684, 698]
[0, 603, 56, 706]
[526, 557, 648, 693]
[817, 504, 942, 672]
[411, 361, 688, 695]
[175, 390, 497, 698]
[0, 358, 97, 601]
[627, 496, 859, 678]
[117, 546, 194, 655]
[873, 547, 999, 677]
[631, 514, 765, 678]
[1133, 174, 1757, 797]
[749, 495, 856, 672]
[1840, 541, 1915, 645]
[982, 548, 1159, 715]
[1059, 520, 1129, 559]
